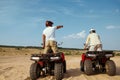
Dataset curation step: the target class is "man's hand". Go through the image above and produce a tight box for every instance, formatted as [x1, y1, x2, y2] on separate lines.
[42, 44, 45, 49]
[41, 43, 45, 49]
[42, 34, 46, 49]
[84, 43, 88, 50]
[84, 47, 86, 50]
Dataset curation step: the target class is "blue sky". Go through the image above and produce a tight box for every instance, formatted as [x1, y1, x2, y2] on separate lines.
[0, 0, 120, 50]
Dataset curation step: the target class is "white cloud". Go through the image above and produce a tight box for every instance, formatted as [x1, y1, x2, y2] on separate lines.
[106, 25, 120, 29]
[63, 30, 86, 39]
[106, 25, 115, 29]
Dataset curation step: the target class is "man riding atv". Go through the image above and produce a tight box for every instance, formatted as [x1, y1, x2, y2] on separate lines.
[84, 29, 102, 51]
[30, 21, 66, 80]
[42, 20, 63, 54]
[80, 29, 116, 76]
[81, 28, 103, 71]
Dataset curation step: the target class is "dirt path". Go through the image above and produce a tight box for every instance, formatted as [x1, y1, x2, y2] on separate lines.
[0, 55, 120, 80]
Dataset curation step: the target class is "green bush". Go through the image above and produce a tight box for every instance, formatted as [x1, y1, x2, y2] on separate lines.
[115, 53, 120, 56]
[64, 51, 72, 55]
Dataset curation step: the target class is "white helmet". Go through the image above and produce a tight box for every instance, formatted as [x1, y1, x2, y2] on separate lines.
[89, 28, 96, 33]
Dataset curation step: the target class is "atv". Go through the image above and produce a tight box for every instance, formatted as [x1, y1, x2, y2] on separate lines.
[30, 50, 66, 80]
[80, 51, 116, 76]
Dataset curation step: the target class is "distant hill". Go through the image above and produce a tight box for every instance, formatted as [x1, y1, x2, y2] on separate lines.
[0, 45, 120, 56]
[0, 45, 82, 50]
[0, 45, 42, 49]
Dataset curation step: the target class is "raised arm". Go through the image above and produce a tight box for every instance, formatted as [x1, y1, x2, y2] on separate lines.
[56, 25, 63, 29]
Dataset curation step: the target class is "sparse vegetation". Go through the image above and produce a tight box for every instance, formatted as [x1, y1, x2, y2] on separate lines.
[114, 51, 120, 56]
[0, 45, 120, 56]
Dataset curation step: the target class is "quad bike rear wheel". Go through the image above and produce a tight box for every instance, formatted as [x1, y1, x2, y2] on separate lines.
[54, 63, 63, 80]
[84, 60, 93, 75]
[105, 60, 116, 76]
[30, 63, 41, 80]
[80, 60, 84, 72]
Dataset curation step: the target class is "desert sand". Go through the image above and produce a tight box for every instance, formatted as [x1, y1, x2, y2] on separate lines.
[0, 47, 120, 80]
[0, 55, 120, 80]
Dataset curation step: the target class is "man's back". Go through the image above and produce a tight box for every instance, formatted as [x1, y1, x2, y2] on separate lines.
[89, 33, 101, 45]
[85, 29, 102, 51]
[43, 26, 56, 41]
[42, 20, 63, 54]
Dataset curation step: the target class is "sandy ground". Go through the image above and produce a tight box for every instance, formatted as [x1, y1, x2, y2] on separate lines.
[0, 55, 120, 80]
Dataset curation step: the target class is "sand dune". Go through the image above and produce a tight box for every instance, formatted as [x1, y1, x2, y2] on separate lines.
[0, 55, 120, 80]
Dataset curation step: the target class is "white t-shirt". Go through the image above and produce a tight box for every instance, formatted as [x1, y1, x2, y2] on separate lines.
[43, 26, 56, 42]
[86, 33, 102, 46]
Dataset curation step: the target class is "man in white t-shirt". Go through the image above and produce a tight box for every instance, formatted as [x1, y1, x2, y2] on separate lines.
[84, 29, 102, 51]
[42, 21, 63, 54]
